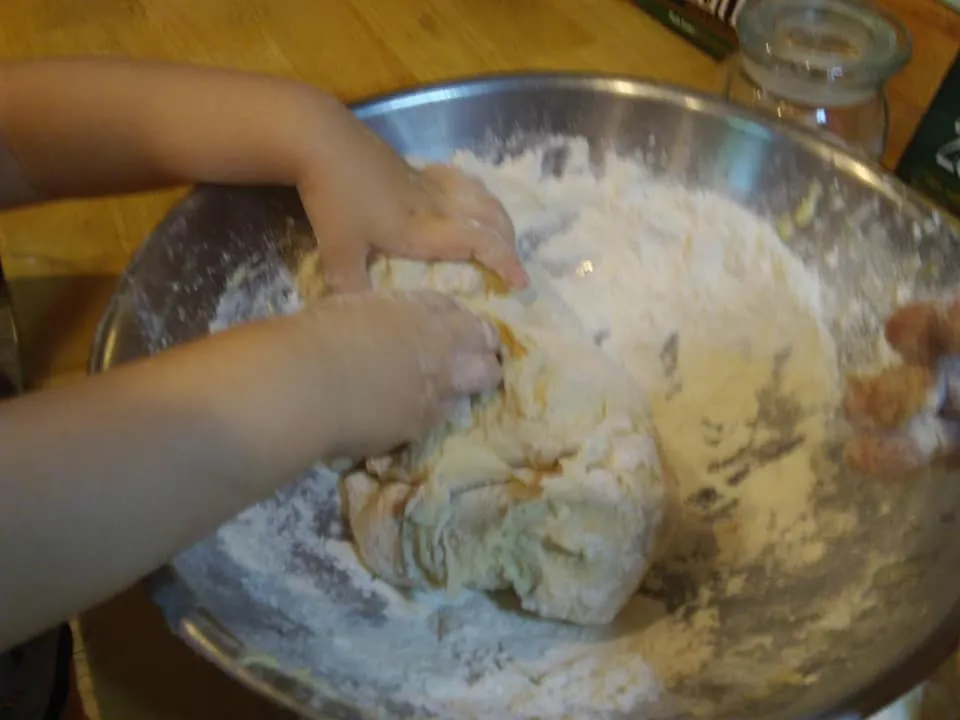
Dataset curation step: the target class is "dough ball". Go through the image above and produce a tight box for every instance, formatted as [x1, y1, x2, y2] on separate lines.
[326, 252, 678, 625]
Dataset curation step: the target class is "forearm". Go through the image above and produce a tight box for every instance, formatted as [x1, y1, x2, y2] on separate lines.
[0, 58, 359, 206]
[0, 313, 341, 650]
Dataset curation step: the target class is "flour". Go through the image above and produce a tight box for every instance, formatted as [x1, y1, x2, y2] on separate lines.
[201, 138, 876, 719]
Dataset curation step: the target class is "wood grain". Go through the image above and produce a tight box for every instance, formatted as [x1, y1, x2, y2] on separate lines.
[0, 0, 955, 716]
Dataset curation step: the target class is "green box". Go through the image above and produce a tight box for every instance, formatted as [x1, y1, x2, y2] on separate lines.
[896, 52, 960, 219]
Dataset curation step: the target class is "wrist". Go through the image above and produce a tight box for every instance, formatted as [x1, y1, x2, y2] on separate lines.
[265, 309, 353, 457]
[288, 86, 412, 217]
[285, 86, 366, 187]
[163, 76, 352, 191]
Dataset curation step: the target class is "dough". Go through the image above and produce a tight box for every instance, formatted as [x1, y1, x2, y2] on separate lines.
[331, 256, 677, 625]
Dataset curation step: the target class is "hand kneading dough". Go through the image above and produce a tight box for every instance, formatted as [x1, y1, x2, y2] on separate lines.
[330, 256, 676, 625]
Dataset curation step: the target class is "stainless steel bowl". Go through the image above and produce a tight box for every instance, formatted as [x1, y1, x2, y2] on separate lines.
[89, 73, 960, 719]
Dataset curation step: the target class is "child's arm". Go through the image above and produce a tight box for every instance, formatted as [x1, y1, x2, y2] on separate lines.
[0, 58, 527, 290]
[0, 58, 332, 204]
[0, 291, 501, 651]
[0, 59, 519, 649]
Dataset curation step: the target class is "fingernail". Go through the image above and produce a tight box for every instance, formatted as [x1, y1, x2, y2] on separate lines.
[500, 259, 528, 289]
[451, 354, 502, 394]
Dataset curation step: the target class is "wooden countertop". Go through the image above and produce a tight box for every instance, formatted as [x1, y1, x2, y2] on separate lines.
[0, 0, 957, 717]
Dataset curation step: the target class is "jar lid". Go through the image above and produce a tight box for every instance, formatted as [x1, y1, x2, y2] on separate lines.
[736, 0, 911, 105]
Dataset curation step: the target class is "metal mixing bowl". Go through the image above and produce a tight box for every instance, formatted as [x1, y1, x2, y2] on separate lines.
[89, 74, 960, 719]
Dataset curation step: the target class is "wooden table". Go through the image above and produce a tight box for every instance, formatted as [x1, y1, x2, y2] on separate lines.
[0, 0, 957, 716]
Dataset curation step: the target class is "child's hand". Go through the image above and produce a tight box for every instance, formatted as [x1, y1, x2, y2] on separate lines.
[0, 60, 527, 292]
[292, 289, 503, 459]
[0, 286, 504, 645]
[843, 296, 960, 475]
[293, 104, 528, 294]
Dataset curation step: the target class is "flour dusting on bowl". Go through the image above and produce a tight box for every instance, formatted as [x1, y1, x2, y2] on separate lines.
[183, 138, 908, 719]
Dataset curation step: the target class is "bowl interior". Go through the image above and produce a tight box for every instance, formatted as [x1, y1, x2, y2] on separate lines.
[91, 76, 960, 719]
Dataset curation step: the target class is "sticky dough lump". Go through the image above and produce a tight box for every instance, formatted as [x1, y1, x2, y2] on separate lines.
[336, 256, 676, 625]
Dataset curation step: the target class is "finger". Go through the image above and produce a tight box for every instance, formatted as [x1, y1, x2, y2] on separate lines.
[422, 164, 518, 249]
[390, 212, 528, 291]
[424, 219, 529, 290]
[465, 189, 517, 251]
[457, 204, 526, 290]
[885, 301, 942, 364]
[387, 222, 473, 263]
[420, 164, 489, 201]
[396, 290, 499, 353]
[471, 231, 530, 290]
[446, 352, 503, 396]
[843, 364, 936, 427]
[419, 163, 460, 183]
[318, 242, 371, 294]
[299, 190, 372, 294]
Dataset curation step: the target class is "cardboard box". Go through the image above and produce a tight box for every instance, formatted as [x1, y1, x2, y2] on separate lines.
[896, 51, 960, 219]
[633, 0, 746, 60]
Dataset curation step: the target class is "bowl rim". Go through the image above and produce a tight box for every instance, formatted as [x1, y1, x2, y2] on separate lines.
[88, 71, 960, 720]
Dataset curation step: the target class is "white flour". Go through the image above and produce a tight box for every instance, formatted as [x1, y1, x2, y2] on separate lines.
[204, 139, 866, 719]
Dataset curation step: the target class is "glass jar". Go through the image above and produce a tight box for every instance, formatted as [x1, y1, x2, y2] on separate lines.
[723, 0, 911, 161]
